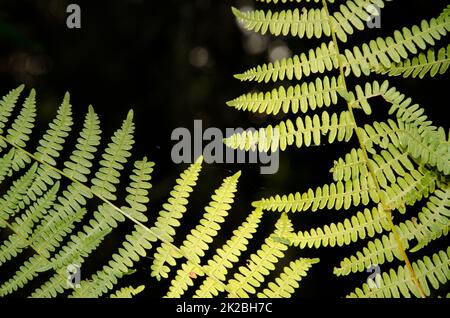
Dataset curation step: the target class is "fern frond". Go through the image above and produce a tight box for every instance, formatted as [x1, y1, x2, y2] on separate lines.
[122, 159, 155, 223]
[330, 148, 369, 182]
[383, 168, 436, 212]
[334, 232, 408, 276]
[0, 85, 24, 149]
[384, 87, 435, 133]
[34, 92, 73, 167]
[70, 225, 154, 298]
[347, 80, 390, 115]
[0, 183, 59, 264]
[225, 111, 355, 152]
[0, 149, 14, 183]
[343, 6, 450, 76]
[408, 187, 449, 252]
[371, 143, 415, 189]
[227, 76, 342, 115]
[291, 206, 390, 248]
[194, 208, 264, 298]
[232, 7, 332, 40]
[0, 254, 49, 296]
[375, 44, 450, 78]
[233, 1, 389, 42]
[18, 107, 102, 256]
[150, 158, 203, 280]
[30, 158, 154, 298]
[254, 176, 379, 213]
[401, 126, 450, 175]
[236, 6, 450, 82]
[0, 163, 37, 227]
[348, 247, 450, 298]
[3, 89, 36, 151]
[164, 172, 241, 297]
[226, 214, 291, 297]
[180, 170, 241, 263]
[20, 93, 73, 206]
[63, 105, 101, 183]
[359, 120, 405, 153]
[91, 110, 134, 201]
[151, 157, 203, 242]
[330, 142, 414, 190]
[1, 90, 38, 173]
[235, 42, 339, 82]
[334, 186, 449, 276]
[257, 258, 319, 298]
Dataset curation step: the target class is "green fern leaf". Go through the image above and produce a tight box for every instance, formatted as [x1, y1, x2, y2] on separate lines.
[194, 208, 264, 298]
[226, 214, 291, 298]
[257, 258, 319, 298]
[348, 247, 450, 298]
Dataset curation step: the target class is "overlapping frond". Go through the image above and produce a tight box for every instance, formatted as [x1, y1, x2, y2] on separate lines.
[70, 225, 154, 298]
[226, 214, 291, 297]
[235, 6, 450, 82]
[375, 44, 450, 78]
[348, 247, 450, 298]
[194, 208, 264, 298]
[164, 172, 241, 297]
[334, 186, 449, 276]
[257, 258, 319, 298]
[229, 0, 450, 299]
[30, 158, 154, 298]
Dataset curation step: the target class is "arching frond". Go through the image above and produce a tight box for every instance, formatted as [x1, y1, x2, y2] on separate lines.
[375, 44, 450, 78]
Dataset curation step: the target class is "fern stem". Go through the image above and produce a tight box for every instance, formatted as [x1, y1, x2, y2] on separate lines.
[321, 0, 426, 298]
[0, 135, 229, 293]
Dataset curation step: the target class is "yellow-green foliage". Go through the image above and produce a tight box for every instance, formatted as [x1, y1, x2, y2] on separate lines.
[0, 87, 318, 298]
[229, 0, 450, 298]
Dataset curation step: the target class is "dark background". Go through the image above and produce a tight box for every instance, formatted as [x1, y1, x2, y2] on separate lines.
[0, 0, 448, 298]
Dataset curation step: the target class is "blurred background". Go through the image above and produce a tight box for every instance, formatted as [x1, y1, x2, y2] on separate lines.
[0, 0, 448, 298]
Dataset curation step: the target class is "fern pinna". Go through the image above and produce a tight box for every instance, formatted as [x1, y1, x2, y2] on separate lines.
[0, 86, 317, 298]
[227, 0, 450, 298]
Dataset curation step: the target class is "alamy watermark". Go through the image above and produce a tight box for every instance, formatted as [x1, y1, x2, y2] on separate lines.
[67, 264, 81, 289]
[366, 4, 382, 29]
[171, 120, 279, 175]
[66, 4, 81, 29]
[366, 264, 381, 289]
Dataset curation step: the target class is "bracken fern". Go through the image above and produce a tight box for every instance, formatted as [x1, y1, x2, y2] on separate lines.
[227, 0, 450, 298]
